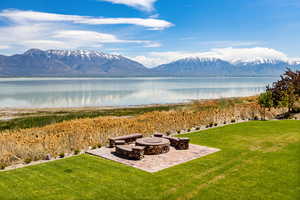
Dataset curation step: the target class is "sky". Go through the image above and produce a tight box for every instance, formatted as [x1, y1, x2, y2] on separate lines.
[0, 0, 299, 67]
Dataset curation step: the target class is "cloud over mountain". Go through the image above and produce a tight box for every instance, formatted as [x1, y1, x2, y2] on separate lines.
[0, 9, 171, 54]
[132, 47, 293, 67]
[99, 0, 158, 11]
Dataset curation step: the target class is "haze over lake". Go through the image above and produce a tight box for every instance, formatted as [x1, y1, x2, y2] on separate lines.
[0, 77, 278, 108]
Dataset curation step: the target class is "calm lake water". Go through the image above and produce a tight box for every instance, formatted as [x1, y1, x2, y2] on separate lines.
[0, 77, 279, 108]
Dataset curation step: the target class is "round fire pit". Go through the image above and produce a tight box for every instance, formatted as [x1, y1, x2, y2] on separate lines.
[136, 137, 170, 155]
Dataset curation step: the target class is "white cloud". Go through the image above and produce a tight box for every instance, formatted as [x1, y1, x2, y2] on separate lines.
[0, 9, 165, 53]
[99, 0, 158, 11]
[143, 41, 161, 48]
[0, 45, 10, 49]
[131, 47, 291, 67]
[0, 9, 172, 30]
[199, 41, 262, 47]
[53, 30, 122, 43]
[0, 24, 161, 51]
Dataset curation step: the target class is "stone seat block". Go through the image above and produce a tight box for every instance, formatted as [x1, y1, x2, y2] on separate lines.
[109, 133, 143, 148]
[163, 136, 190, 150]
[115, 145, 145, 160]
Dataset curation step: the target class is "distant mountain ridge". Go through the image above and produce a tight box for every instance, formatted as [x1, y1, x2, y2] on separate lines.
[152, 57, 300, 76]
[0, 49, 299, 76]
[0, 49, 148, 76]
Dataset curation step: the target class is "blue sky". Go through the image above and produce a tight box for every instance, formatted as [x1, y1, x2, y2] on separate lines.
[0, 0, 299, 66]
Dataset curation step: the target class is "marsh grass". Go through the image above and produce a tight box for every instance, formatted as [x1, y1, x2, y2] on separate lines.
[0, 105, 181, 131]
[0, 97, 286, 166]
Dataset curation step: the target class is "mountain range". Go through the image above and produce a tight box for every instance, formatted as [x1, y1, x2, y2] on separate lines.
[0, 49, 299, 76]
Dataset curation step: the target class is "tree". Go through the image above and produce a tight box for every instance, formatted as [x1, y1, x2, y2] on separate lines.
[258, 91, 273, 120]
[266, 69, 300, 112]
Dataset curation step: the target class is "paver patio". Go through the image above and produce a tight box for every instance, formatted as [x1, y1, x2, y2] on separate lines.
[86, 144, 220, 173]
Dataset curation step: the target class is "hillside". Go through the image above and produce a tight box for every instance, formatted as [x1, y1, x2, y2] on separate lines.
[152, 57, 300, 76]
[0, 49, 149, 76]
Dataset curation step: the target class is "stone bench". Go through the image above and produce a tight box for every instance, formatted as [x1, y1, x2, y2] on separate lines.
[115, 145, 145, 160]
[109, 133, 143, 148]
[153, 133, 164, 137]
[162, 136, 190, 150]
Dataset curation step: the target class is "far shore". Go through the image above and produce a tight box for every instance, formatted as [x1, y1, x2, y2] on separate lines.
[0, 96, 257, 121]
[0, 102, 188, 121]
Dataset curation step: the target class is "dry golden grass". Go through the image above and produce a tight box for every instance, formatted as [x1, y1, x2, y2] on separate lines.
[0, 97, 286, 166]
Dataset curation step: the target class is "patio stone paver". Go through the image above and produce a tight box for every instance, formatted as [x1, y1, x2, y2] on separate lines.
[86, 144, 220, 173]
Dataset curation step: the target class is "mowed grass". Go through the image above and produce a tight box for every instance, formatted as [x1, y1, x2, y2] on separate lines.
[0, 120, 299, 200]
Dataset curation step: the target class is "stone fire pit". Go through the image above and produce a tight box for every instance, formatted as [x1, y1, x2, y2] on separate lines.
[136, 137, 170, 155]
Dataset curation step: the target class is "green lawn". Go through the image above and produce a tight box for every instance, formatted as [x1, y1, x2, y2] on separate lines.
[0, 120, 299, 200]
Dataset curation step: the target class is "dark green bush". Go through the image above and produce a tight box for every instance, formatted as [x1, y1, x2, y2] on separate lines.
[231, 119, 236, 123]
[0, 163, 6, 170]
[74, 150, 80, 155]
[59, 153, 65, 158]
[24, 158, 32, 164]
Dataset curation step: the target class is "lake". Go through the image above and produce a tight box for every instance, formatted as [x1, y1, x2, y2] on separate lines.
[0, 77, 279, 108]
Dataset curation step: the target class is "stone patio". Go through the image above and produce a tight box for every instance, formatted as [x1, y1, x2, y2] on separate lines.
[86, 144, 220, 173]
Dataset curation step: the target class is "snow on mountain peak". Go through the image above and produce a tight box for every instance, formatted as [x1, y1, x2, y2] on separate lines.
[179, 56, 221, 63]
[46, 49, 122, 60]
[230, 57, 287, 65]
[288, 58, 300, 65]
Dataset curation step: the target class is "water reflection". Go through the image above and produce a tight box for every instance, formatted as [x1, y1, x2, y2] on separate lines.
[0, 77, 278, 108]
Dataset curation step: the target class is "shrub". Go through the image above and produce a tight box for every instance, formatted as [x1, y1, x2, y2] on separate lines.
[59, 153, 65, 158]
[254, 116, 259, 120]
[209, 123, 214, 127]
[92, 146, 97, 150]
[177, 130, 181, 134]
[223, 121, 227, 124]
[24, 158, 32, 164]
[33, 155, 43, 161]
[0, 163, 6, 170]
[214, 123, 218, 126]
[74, 149, 80, 155]
[97, 144, 101, 148]
[231, 119, 236, 123]
[195, 127, 200, 130]
[187, 128, 191, 132]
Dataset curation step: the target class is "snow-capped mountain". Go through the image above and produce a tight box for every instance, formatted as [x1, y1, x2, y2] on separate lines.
[45, 49, 122, 60]
[231, 58, 286, 65]
[151, 56, 300, 76]
[0, 49, 148, 76]
[152, 57, 234, 75]
[0, 49, 299, 76]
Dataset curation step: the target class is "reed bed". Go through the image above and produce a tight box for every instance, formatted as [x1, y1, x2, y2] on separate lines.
[0, 98, 285, 166]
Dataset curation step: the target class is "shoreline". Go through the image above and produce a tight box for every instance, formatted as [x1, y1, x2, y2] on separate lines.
[0, 96, 258, 121]
[0, 102, 188, 121]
